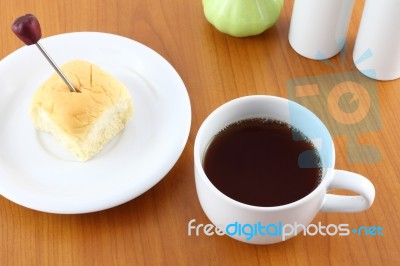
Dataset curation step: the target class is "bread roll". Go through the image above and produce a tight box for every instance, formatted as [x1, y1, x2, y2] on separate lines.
[30, 60, 133, 161]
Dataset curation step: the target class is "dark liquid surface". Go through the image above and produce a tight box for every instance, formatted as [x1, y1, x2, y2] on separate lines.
[203, 118, 322, 207]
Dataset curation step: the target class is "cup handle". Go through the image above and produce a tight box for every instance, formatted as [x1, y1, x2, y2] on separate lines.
[320, 170, 375, 212]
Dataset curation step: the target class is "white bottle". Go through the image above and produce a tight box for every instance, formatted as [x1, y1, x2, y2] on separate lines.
[289, 0, 355, 60]
[353, 0, 400, 81]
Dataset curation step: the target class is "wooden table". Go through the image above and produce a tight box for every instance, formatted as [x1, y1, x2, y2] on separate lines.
[1, 0, 399, 265]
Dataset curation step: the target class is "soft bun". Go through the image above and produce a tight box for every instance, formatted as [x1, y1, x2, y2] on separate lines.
[30, 60, 133, 161]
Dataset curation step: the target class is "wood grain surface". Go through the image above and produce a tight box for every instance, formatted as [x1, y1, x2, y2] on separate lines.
[1, 0, 399, 265]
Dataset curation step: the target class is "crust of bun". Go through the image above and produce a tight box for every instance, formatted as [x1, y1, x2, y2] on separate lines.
[30, 60, 133, 161]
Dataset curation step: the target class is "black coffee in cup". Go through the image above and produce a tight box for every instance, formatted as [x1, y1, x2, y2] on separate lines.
[203, 118, 322, 207]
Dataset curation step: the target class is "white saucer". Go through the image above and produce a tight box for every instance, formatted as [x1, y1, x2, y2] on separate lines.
[0, 32, 191, 214]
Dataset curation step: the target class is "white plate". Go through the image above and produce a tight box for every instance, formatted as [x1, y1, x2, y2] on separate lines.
[0, 32, 191, 214]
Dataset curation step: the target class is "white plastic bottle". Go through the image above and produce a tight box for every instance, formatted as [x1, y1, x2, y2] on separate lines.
[353, 0, 400, 81]
[289, 0, 355, 60]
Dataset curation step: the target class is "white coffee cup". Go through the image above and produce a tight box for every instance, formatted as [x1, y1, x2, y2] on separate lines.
[194, 95, 375, 244]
